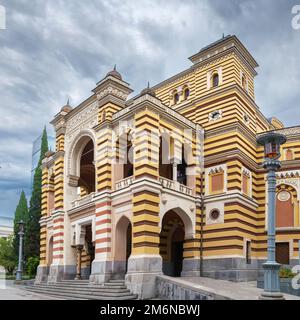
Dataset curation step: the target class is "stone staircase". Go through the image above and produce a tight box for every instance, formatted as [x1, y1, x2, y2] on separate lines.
[23, 279, 137, 300]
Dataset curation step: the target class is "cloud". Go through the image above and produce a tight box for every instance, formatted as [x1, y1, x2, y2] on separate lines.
[0, 0, 299, 217]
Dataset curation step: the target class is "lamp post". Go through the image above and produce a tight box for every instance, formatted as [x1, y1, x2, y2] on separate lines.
[257, 132, 286, 300]
[16, 220, 25, 282]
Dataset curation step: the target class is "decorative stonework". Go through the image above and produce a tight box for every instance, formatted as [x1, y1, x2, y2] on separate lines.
[208, 110, 223, 122]
[277, 191, 291, 202]
[96, 86, 128, 101]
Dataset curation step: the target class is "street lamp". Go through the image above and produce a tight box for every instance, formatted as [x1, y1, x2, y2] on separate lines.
[257, 132, 286, 300]
[16, 220, 25, 282]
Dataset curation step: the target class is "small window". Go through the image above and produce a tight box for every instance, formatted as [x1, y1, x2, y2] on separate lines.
[241, 74, 247, 90]
[184, 88, 190, 100]
[210, 209, 220, 221]
[210, 172, 224, 193]
[285, 149, 293, 161]
[212, 73, 219, 87]
[246, 241, 251, 264]
[242, 173, 249, 195]
[173, 92, 179, 104]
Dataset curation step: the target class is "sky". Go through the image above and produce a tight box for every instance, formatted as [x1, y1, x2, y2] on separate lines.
[0, 0, 300, 218]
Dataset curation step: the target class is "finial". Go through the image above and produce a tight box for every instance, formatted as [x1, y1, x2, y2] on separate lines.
[147, 81, 150, 88]
[222, 33, 225, 38]
[114, 64, 116, 71]
[67, 98, 70, 105]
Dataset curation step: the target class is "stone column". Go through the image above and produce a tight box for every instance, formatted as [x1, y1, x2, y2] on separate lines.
[125, 106, 162, 299]
[90, 124, 113, 284]
[74, 245, 84, 280]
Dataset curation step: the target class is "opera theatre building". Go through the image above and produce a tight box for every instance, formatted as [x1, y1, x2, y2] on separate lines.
[36, 35, 300, 299]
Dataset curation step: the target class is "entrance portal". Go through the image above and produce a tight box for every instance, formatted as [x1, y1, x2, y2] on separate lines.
[160, 211, 185, 277]
[114, 216, 132, 277]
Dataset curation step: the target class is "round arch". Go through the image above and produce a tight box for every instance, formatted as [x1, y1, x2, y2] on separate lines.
[68, 129, 96, 177]
[159, 206, 195, 239]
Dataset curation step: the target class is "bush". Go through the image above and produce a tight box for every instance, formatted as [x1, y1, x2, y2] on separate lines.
[279, 267, 296, 278]
[26, 256, 39, 277]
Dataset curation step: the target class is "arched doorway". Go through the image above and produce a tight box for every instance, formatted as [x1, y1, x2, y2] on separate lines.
[114, 216, 132, 277]
[159, 210, 185, 277]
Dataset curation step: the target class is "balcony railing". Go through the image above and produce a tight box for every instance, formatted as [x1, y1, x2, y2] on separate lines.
[115, 176, 134, 191]
[71, 192, 95, 209]
[159, 177, 193, 196]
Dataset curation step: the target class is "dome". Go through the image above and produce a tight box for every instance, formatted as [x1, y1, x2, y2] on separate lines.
[45, 150, 55, 158]
[140, 82, 156, 97]
[61, 99, 73, 113]
[106, 65, 122, 80]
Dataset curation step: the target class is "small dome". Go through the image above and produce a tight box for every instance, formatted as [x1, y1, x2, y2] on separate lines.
[140, 82, 156, 97]
[61, 98, 72, 113]
[61, 105, 72, 113]
[45, 150, 55, 158]
[106, 64, 122, 80]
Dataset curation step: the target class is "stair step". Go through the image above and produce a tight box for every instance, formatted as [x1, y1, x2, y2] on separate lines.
[108, 279, 125, 283]
[33, 284, 129, 293]
[35, 283, 127, 290]
[26, 286, 133, 297]
[104, 282, 125, 286]
[24, 287, 136, 300]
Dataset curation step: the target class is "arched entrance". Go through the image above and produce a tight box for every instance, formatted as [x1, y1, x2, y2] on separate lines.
[159, 210, 185, 277]
[114, 216, 132, 277]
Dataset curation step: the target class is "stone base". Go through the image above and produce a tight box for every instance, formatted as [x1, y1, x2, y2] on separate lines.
[125, 255, 162, 299]
[47, 264, 76, 283]
[259, 292, 285, 300]
[89, 260, 112, 284]
[202, 258, 261, 282]
[35, 265, 49, 283]
[111, 260, 126, 279]
[181, 258, 200, 277]
[47, 265, 64, 283]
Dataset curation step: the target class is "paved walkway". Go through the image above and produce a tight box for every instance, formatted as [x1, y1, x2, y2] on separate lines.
[0, 281, 61, 300]
[181, 277, 300, 300]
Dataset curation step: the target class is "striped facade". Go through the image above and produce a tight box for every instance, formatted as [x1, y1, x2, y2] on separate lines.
[36, 35, 300, 297]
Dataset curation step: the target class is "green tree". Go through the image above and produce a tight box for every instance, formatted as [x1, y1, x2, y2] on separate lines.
[0, 236, 16, 274]
[13, 191, 28, 258]
[25, 126, 48, 258]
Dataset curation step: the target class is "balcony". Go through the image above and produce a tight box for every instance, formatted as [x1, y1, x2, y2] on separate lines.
[71, 192, 95, 209]
[115, 176, 134, 191]
[159, 177, 193, 196]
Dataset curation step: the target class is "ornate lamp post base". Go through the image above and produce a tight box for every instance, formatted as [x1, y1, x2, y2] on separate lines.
[259, 262, 285, 300]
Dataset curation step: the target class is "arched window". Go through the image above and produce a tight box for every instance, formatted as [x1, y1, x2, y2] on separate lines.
[173, 92, 179, 104]
[78, 139, 95, 194]
[212, 73, 219, 88]
[183, 87, 190, 100]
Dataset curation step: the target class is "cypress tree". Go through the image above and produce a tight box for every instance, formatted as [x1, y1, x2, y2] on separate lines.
[13, 191, 28, 258]
[24, 126, 49, 259]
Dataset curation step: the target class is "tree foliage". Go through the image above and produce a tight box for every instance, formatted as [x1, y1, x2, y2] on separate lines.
[0, 236, 16, 274]
[24, 126, 48, 258]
